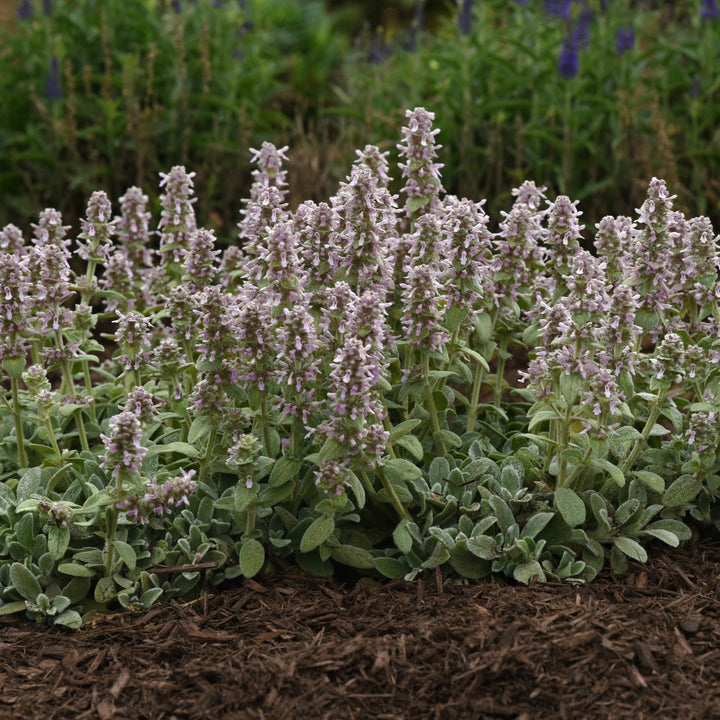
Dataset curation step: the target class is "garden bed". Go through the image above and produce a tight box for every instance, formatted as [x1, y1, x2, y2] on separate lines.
[2, 537, 720, 719]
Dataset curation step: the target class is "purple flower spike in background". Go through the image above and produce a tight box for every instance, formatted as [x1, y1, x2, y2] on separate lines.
[702, 0, 718, 20]
[558, 35, 579, 79]
[458, 0, 473, 35]
[16, 0, 32, 20]
[45, 56, 63, 102]
[616, 26, 635, 54]
[544, 0, 571, 19]
[42, 0, 52, 16]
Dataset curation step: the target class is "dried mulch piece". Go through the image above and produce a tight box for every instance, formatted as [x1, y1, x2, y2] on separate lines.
[3, 538, 720, 719]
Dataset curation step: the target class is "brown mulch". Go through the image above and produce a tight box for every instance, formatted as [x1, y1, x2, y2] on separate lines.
[3, 540, 720, 720]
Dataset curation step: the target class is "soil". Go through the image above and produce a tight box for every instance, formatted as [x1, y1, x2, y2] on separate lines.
[3, 538, 720, 720]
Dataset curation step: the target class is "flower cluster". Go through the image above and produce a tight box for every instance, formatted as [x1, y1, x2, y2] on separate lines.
[397, 107, 444, 218]
[76, 191, 116, 264]
[100, 410, 147, 479]
[118, 469, 198, 524]
[157, 166, 197, 264]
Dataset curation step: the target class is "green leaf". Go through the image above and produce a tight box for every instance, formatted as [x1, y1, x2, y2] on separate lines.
[331, 544, 375, 569]
[513, 560, 546, 585]
[346, 471, 365, 509]
[641, 529, 679, 547]
[58, 563, 96, 577]
[299, 515, 335, 553]
[428, 456, 451, 485]
[0, 601, 28, 616]
[269, 457, 302, 487]
[632, 470, 665, 493]
[559, 372, 583, 404]
[393, 520, 413, 554]
[554, 487, 586, 527]
[662, 474, 702, 507]
[388, 419, 422, 440]
[9, 563, 42, 601]
[188, 415, 214, 444]
[613, 536, 647, 563]
[466, 535, 500, 560]
[114, 540, 137, 571]
[528, 409, 562, 431]
[295, 551, 334, 577]
[239, 539, 265, 578]
[448, 543, 491, 579]
[395, 434, 424, 461]
[141, 587, 164, 608]
[16, 467, 43, 502]
[382, 458, 422, 482]
[436, 429, 462, 450]
[145, 442, 201, 459]
[15, 513, 35, 550]
[94, 576, 116, 604]
[488, 495, 514, 533]
[520, 512, 555, 540]
[318, 436, 346, 462]
[53, 609, 83, 629]
[593, 458, 626, 487]
[48, 525, 71, 561]
[375, 557, 409, 579]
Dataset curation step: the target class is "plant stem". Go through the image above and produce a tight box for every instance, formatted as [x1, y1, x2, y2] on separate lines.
[422, 354, 447, 456]
[493, 336, 509, 408]
[199, 425, 218, 485]
[377, 467, 409, 521]
[466, 361, 485, 433]
[11, 377, 27, 468]
[619, 391, 666, 475]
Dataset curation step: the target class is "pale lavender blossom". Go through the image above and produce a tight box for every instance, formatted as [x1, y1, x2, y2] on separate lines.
[28, 243, 74, 332]
[116, 186, 154, 267]
[316, 280, 356, 339]
[226, 433, 262, 471]
[118, 469, 198, 523]
[594, 215, 635, 283]
[354, 145, 392, 188]
[193, 285, 233, 362]
[294, 201, 338, 287]
[157, 166, 197, 264]
[441, 197, 494, 311]
[248, 142, 289, 196]
[405, 212, 449, 272]
[492, 194, 546, 313]
[114, 310, 153, 371]
[544, 195, 584, 283]
[0, 251, 31, 361]
[314, 459, 352, 496]
[238, 143, 289, 247]
[151, 338, 185, 399]
[100, 249, 134, 312]
[687, 411, 719, 453]
[256, 220, 305, 307]
[100, 410, 147, 479]
[31, 209, 70, 249]
[318, 337, 389, 466]
[397, 107, 444, 219]
[76, 191, 116, 264]
[273, 303, 322, 421]
[164, 283, 199, 342]
[182, 228, 220, 291]
[230, 293, 276, 392]
[400, 263, 448, 352]
[124, 386, 162, 425]
[0, 224, 25, 255]
[331, 164, 396, 292]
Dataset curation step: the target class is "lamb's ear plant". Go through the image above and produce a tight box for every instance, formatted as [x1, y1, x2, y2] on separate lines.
[1, 108, 716, 628]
